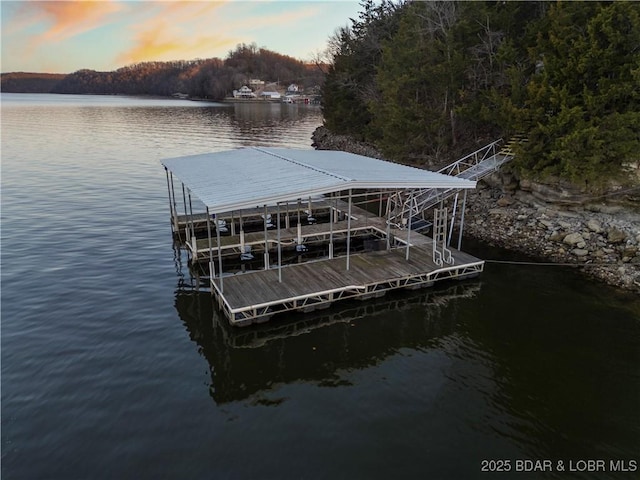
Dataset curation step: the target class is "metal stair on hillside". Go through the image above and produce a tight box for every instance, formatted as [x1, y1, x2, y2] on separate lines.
[387, 137, 524, 228]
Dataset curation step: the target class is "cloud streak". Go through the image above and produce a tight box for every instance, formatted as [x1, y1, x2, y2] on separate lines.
[116, 2, 237, 64]
[116, 2, 322, 65]
[22, 1, 124, 42]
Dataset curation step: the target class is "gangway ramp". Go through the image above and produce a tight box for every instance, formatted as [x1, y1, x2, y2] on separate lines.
[388, 137, 522, 227]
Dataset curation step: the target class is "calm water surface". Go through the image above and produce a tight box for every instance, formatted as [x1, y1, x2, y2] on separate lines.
[2, 94, 639, 479]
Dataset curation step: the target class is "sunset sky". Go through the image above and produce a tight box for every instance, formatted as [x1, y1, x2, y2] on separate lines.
[1, 1, 362, 74]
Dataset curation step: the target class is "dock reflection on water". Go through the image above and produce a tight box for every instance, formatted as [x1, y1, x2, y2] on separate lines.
[174, 280, 481, 404]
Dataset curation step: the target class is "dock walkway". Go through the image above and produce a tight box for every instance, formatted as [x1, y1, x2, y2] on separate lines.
[185, 201, 430, 262]
[173, 201, 332, 238]
[212, 242, 482, 326]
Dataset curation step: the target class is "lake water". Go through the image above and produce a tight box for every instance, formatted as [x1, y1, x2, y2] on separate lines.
[2, 93, 639, 479]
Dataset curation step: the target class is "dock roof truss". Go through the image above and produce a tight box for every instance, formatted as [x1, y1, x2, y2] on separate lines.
[161, 147, 476, 213]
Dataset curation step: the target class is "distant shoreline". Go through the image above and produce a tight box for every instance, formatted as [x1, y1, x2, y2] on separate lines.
[220, 97, 319, 105]
[221, 97, 281, 104]
[0, 90, 323, 107]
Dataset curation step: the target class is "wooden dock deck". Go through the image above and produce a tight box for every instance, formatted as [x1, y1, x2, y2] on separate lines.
[211, 242, 483, 326]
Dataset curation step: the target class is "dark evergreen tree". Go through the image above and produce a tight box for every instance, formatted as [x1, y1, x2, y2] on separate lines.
[322, 0, 639, 185]
[322, 0, 405, 140]
[516, 1, 640, 185]
[374, 1, 470, 165]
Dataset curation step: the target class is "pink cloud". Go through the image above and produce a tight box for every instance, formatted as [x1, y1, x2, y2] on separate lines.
[116, 1, 321, 65]
[116, 2, 238, 64]
[21, 1, 124, 42]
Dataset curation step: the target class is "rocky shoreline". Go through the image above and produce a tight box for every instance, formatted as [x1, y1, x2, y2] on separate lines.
[312, 126, 640, 293]
[464, 177, 640, 293]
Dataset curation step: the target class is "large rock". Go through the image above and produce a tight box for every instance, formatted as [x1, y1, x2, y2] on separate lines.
[607, 227, 628, 243]
[563, 233, 585, 246]
[311, 126, 384, 159]
[496, 196, 514, 207]
[539, 219, 554, 229]
[489, 208, 510, 216]
[572, 248, 589, 257]
[622, 247, 638, 262]
[587, 219, 603, 233]
[549, 231, 566, 242]
[519, 177, 594, 206]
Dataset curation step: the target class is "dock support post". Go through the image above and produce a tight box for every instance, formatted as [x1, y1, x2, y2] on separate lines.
[457, 190, 468, 251]
[385, 190, 394, 250]
[277, 202, 282, 282]
[168, 172, 179, 237]
[230, 211, 236, 236]
[165, 168, 175, 234]
[346, 189, 352, 270]
[188, 190, 196, 248]
[448, 193, 459, 246]
[263, 204, 269, 270]
[285, 203, 290, 229]
[215, 211, 223, 293]
[329, 193, 334, 259]
[181, 184, 189, 242]
[239, 213, 244, 253]
[206, 207, 215, 292]
[406, 206, 412, 261]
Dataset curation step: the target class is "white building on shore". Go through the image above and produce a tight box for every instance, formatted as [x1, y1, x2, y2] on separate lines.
[233, 86, 256, 98]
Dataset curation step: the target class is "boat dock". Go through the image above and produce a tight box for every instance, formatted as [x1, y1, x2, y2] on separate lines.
[162, 147, 483, 326]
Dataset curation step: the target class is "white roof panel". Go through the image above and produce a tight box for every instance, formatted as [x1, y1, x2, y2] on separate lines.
[161, 147, 475, 212]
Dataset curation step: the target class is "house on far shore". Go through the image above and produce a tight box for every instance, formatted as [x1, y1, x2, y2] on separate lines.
[233, 85, 256, 98]
[249, 79, 265, 89]
[283, 83, 305, 103]
[259, 82, 281, 100]
[260, 91, 281, 100]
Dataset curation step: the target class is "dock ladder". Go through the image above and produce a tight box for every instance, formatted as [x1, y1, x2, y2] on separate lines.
[432, 206, 453, 266]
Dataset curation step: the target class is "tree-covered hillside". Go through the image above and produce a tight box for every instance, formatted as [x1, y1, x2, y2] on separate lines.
[1, 44, 325, 100]
[322, 0, 640, 186]
[0, 72, 67, 93]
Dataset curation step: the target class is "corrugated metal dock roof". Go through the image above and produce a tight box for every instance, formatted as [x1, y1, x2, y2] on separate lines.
[161, 147, 475, 212]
